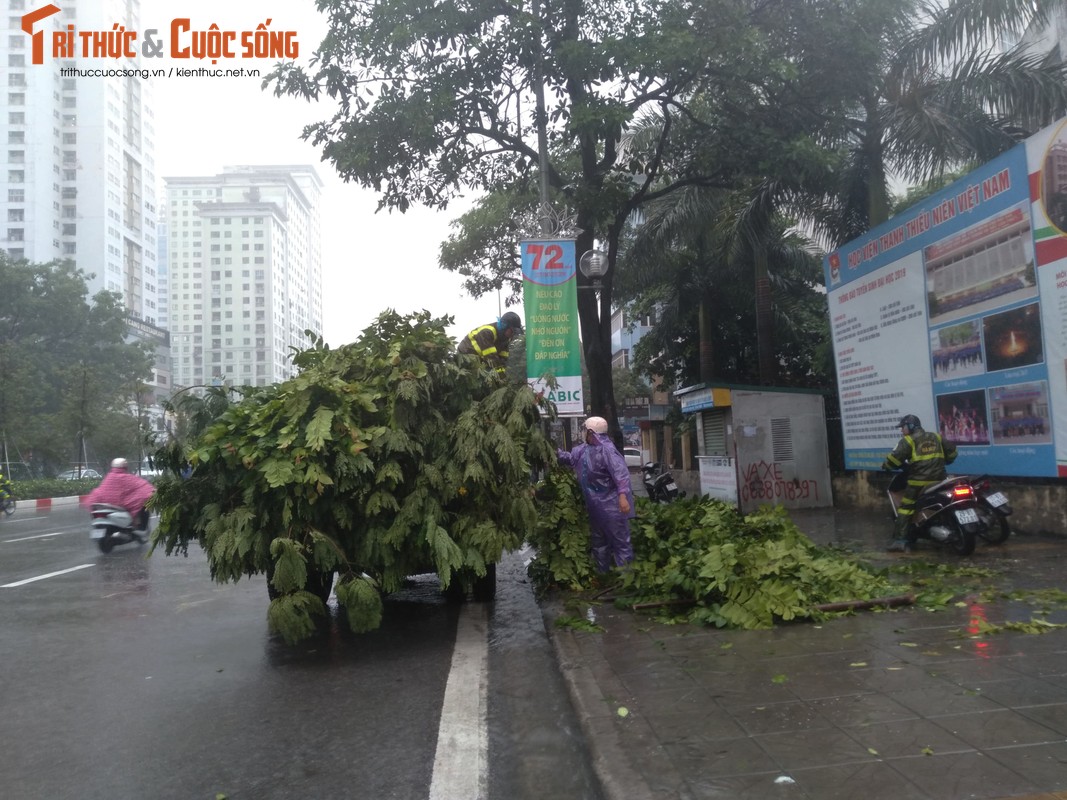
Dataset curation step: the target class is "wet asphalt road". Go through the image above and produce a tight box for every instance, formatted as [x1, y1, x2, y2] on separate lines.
[0, 505, 602, 800]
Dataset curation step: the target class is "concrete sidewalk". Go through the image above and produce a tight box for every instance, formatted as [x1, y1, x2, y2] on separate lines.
[543, 506, 1067, 800]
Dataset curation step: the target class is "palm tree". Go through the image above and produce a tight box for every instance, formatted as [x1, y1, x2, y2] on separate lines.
[824, 0, 1067, 237]
[616, 184, 829, 388]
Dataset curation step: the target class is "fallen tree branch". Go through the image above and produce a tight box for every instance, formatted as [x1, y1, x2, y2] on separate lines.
[813, 593, 916, 613]
[631, 598, 698, 611]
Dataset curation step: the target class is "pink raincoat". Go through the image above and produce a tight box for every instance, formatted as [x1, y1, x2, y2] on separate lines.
[83, 468, 155, 515]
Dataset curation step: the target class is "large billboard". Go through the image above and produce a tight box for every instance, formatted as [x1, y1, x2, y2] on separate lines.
[824, 117, 1067, 478]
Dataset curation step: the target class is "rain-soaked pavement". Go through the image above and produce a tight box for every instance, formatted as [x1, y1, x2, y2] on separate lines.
[543, 504, 1067, 800]
[0, 505, 601, 800]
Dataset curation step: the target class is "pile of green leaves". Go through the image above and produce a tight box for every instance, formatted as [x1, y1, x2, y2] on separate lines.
[151, 311, 553, 644]
[528, 467, 597, 591]
[531, 483, 904, 629]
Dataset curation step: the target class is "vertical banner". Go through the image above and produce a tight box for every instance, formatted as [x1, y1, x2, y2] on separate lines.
[521, 239, 584, 415]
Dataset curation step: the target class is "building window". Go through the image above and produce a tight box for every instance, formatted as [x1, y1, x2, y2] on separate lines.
[7, 170, 22, 183]
[7, 209, 23, 222]
[8, 189, 23, 202]
[7, 228, 23, 241]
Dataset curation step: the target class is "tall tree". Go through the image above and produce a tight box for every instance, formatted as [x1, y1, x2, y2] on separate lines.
[0, 255, 152, 471]
[616, 0, 1067, 384]
[266, 0, 804, 432]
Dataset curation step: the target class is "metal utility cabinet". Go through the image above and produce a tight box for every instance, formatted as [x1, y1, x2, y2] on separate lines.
[675, 384, 834, 513]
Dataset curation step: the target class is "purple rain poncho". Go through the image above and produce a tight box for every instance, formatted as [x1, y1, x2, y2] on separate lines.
[556, 431, 635, 573]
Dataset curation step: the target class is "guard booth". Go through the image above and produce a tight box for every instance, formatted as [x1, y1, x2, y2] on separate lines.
[674, 383, 833, 513]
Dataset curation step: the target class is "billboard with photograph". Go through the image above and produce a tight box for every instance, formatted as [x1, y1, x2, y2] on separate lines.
[824, 116, 1067, 478]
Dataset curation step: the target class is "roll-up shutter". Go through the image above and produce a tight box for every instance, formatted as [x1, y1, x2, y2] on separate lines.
[701, 409, 728, 455]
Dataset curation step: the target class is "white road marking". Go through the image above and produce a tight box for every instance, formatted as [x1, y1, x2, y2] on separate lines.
[429, 602, 489, 800]
[3, 531, 74, 543]
[2, 564, 94, 588]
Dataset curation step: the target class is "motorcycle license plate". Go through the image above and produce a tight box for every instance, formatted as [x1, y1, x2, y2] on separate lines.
[90, 528, 106, 539]
[955, 508, 979, 525]
[665, 482, 678, 492]
[985, 492, 1008, 508]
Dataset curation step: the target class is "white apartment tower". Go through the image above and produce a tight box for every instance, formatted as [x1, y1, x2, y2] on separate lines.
[165, 166, 323, 391]
[1, 0, 160, 323]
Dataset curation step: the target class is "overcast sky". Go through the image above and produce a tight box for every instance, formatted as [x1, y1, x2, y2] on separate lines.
[144, 0, 506, 346]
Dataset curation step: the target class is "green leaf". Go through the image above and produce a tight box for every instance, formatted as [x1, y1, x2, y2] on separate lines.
[269, 538, 307, 594]
[335, 576, 383, 633]
[305, 407, 335, 451]
[266, 592, 325, 645]
[262, 459, 297, 488]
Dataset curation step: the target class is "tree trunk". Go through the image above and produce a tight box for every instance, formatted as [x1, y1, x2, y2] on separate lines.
[698, 292, 715, 383]
[575, 231, 620, 438]
[864, 98, 890, 228]
[753, 241, 776, 385]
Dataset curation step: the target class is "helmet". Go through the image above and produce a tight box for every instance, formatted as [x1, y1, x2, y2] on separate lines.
[111, 457, 128, 470]
[898, 415, 921, 434]
[584, 416, 608, 434]
[499, 311, 523, 334]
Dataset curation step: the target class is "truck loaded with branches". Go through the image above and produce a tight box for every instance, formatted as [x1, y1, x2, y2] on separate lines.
[151, 312, 553, 644]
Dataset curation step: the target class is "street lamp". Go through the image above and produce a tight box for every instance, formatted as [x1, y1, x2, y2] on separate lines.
[578, 249, 609, 289]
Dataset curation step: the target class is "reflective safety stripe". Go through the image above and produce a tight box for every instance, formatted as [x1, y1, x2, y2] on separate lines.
[905, 434, 945, 462]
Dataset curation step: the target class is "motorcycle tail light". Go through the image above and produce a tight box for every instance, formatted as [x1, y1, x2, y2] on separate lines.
[952, 485, 973, 498]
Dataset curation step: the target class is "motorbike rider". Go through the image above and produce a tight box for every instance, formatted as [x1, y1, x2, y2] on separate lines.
[882, 414, 957, 552]
[457, 311, 524, 374]
[83, 457, 155, 531]
[0, 469, 13, 504]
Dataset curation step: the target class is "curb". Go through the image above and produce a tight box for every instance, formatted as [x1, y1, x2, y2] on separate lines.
[539, 597, 662, 800]
[7, 495, 85, 514]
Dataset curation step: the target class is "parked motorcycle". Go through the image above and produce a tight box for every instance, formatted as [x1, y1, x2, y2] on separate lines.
[641, 462, 685, 503]
[887, 471, 1011, 555]
[89, 503, 148, 553]
[971, 475, 1013, 545]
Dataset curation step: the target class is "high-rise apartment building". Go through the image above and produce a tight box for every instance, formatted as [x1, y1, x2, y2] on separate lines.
[165, 166, 323, 391]
[1, 0, 160, 324]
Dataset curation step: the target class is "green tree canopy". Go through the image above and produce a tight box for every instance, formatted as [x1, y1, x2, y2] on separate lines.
[266, 0, 825, 432]
[0, 255, 152, 473]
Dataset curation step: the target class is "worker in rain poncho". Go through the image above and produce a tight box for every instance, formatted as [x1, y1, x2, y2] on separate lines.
[556, 416, 635, 573]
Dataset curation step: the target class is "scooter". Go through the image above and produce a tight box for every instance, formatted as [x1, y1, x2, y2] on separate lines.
[89, 503, 148, 553]
[887, 471, 1009, 556]
[641, 462, 685, 503]
[970, 475, 1013, 545]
